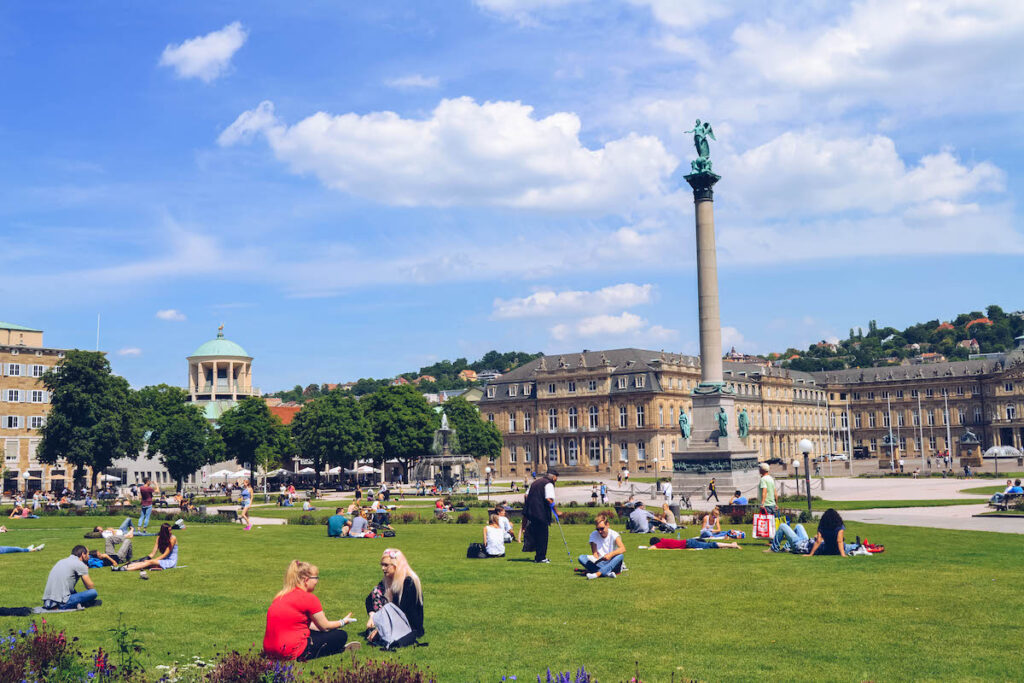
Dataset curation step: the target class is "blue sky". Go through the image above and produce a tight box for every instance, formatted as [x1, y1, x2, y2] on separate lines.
[2, 0, 1023, 391]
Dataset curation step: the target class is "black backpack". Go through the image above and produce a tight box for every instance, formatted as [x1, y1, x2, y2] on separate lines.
[466, 542, 487, 559]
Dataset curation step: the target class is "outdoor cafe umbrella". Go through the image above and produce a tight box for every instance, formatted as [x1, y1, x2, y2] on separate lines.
[296, 467, 316, 475]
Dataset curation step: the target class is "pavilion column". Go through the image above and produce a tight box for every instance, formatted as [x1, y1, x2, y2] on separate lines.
[229, 361, 236, 399]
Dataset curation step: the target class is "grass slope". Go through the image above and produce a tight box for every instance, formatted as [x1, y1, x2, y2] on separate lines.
[1, 515, 1022, 681]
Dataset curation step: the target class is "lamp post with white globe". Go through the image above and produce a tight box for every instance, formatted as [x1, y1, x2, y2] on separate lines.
[799, 438, 814, 514]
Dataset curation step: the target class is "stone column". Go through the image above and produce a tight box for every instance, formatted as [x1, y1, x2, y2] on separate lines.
[685, 171, 723, 387]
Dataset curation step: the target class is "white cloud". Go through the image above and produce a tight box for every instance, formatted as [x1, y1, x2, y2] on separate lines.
[627, 0, 735, 30]
[550, 312, 677, 344]
[159, 22, 247, 83]
[493, 283, 653, 318]
[384, 74, 440, 89]
[723, 130, 1004, 217]
[720, 326, 747, 351]
[117, 347, 142, 357]
[156, 309, 186, 321]
[218, 97, 676, 211]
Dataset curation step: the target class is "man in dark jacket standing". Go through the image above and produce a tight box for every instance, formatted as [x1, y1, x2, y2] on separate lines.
[523, 470, 558, 563]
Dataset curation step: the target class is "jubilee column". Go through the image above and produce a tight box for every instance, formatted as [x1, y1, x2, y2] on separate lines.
[672, 120, 759, 496]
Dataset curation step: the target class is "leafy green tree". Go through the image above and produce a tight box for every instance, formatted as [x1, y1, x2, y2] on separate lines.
[38, 350, 142, 492]
[363, 384, 438, 480]
[291, 391, 379, 489]
[443, 395, 502, 461]
[137, 384, 223, 490]
[217, 397, 293, 483]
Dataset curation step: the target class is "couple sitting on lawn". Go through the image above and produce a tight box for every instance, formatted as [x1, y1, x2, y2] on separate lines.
[768, 509, 864, 556]
[263, 549, 425, 661]
[327, 507, 394, 538]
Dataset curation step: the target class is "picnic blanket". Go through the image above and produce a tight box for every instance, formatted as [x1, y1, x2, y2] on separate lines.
[0, 600, 103, 616]
[32, 601, 103, 614]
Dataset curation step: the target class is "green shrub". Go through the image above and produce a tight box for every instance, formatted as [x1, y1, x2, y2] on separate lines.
[456, 512, 472, 524]
[295, 514, 329, 526]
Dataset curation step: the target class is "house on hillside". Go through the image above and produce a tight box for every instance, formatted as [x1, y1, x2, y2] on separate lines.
[414, 375, 436, 384]
[911, 352, 946, 364]
[936, 321, 955, 331]
[391, 376, 411, 386]
[476, 369, 502, 382]
[458, 369, 478, 381]
[958, 339, 981, 352]
[966, 317, 993, 330]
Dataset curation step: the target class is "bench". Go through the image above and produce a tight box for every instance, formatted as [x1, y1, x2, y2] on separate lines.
[217, 508, 240, 522]
[989, 492, 1023, 512]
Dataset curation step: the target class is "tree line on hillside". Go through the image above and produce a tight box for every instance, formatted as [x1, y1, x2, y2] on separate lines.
[269, 349, 543, 402]
[778, 305, 1024, 373]
[34, 350, 501, 492]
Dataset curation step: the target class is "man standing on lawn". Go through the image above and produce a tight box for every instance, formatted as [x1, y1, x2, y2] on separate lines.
[758, 463, 777, 515]
[523, 470, 558, 563]
[138, 479, 155, 532]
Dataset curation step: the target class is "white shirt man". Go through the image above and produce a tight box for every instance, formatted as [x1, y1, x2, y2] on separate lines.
[579, 515, 625, 579]
[662, 481, 673, 503]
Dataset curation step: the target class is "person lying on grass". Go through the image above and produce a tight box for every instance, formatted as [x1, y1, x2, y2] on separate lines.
[578, 514, 626, 579]
[364, 548, 424, 649]
[639, 536, 742, 550]
[263, 560, 359, 661]
[122, 523, 177, 577]
[0, 525, 45, 553]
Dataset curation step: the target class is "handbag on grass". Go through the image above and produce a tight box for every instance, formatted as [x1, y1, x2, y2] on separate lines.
[752, 508, 776, 539]
[466, 542, 487, 559]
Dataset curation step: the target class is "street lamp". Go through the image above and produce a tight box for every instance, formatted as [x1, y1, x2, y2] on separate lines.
[485, 466, 491, 503]
[799, 438, 814, 514]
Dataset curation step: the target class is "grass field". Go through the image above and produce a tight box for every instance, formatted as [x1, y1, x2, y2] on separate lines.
[959, 485, 1010, 495]
[2, 513, 1023, 682]
[813, 499, 987, 511]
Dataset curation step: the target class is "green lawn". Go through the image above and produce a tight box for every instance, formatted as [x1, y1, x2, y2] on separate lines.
[2, 514, 1023, 682]
[959, 485, 1009, 495]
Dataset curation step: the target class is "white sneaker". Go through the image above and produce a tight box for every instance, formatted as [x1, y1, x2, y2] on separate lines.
[586, 572, 599, 580]
[139, 570, 149, 580]
[27, 545, 35, 552]
[34, 543, 44, 551]
[607, 572, 617, 578]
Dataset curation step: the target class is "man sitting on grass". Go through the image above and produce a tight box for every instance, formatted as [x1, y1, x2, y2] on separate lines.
[639, 536, 742, 551]
[628, 502, 667, 534]
[327, 508, 349, 538]
[43, 545, 98, 610]
[728, 490, 748, 505]
[578, 514, 626, 579]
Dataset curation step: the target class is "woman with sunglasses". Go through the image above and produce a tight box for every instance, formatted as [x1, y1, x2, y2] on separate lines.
[263, 560, 360, 661]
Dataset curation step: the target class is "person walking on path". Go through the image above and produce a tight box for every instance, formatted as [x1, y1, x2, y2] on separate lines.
[706, 478, 719, 502]
[600, 482, 608, 504]
[758, 463, 777, 515]
[240, 479, 253, 531]
[523, 470, 559, 563]
[138, 479, 155, 532]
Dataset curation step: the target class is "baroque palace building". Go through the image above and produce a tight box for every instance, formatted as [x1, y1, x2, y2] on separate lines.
[480, 341, 1024, 477]
[0, 322, 69, 493]
[478, 348, 830, 478]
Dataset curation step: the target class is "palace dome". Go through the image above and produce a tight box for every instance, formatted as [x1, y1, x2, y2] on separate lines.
[190, 328, 249, 358]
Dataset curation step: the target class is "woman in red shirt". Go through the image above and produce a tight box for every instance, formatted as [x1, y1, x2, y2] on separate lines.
[263, 560, 359, 661]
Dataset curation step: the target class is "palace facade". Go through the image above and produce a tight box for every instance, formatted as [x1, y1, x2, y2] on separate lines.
[479, 340, 1024, 477]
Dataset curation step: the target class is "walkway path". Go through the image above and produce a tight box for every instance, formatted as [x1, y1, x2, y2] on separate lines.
[842, 505, 1023, 534]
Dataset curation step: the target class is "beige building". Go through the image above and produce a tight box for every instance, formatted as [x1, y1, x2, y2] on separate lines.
[481, 340, 1024, 477]
[479, 348, 829, 478]
[187, 325, 259, 420]
[0, 322, 71, 493]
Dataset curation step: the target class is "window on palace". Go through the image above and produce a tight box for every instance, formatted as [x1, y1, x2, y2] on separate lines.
[853, 392, 860, 400]
[925, 388, 934, 397]
[524, 444, 532, 462]
[30, 365, 45, 378]
[635, 375, 645, 388]
[509, 384, 517, 397]
[567, 381, 576, 393]
[486, 386, 495, 398]
[548, 408, 558, 430]
[568, 407, 578, 430]
[524, 384, 532, 396]
[929, 436, 937, 450]
[867, 391, 875, 399]
[619, 405, 627, 428]
[589, 439, 600, 461]
[855, 413, 862, 428]
[3, 416, 22, 429]
[487, 413, 494, 423]
[508, 412, 516, 432]
[1007, 404, 1017, 420]
[6, 390, 21, 402]
[882, 391, 889, 399]
[896, 390, 904, 398]
[927, 411, 935, 426]
[658, 405, 664, 427]
[509, 446, 517, 463]
[899, 436, 907, 451]
[870, 438, 877, 451]
[956, 385, 964, 396]
[941, 410, 948, 425]
[588, 380, 597, 391]
[913, 410, 920, 426]
[588, 405, 598, 429]
[868, 413, 877, 428]
[636, 441, 646, 460]
[548, 383, 556, 394]
[524, 413, 532, 432]
[567, 439, 577, 461]
[897, 412, 905, 427]
[617, 377, 627, 389]
[1005, 383, 1014, 393]
[914, 437, 922, 451]
[883, 413, 890, 427]
[29, 416, 44, 429]
[636, 405, 645, 427]
[941, 387, 948, 397]
[974, 407, 982, 424]
[548, 440, 558, 461]
[6, 364, 21, 377]
[911, 389, 919, 398]
[619, 442, 628, 461]
[957, 409, 965, 424]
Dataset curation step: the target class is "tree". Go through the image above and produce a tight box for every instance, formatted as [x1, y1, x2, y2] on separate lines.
[291, 391, 378, 490]
[363, 384, 438, 480]
[38, 350, 143, 492]
[217, 397, 293, 484]
[137, 385, 223, 491]
[443, 396, 502, 461]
